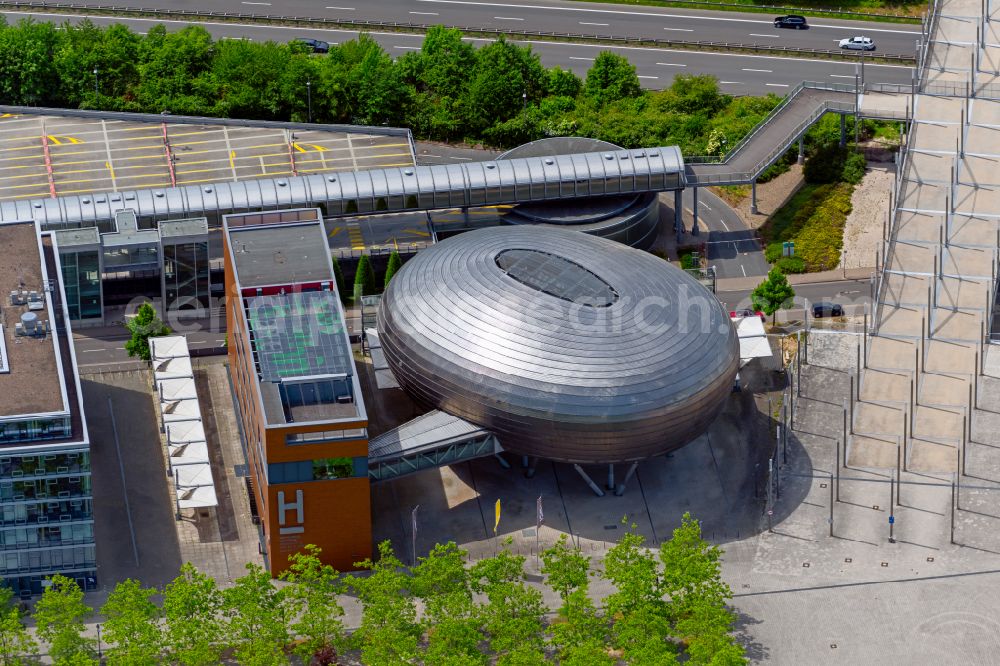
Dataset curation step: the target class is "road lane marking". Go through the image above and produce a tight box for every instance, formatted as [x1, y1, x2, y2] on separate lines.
[579, 21, 609, 26]
[569, 56, 594, 60]
[830, 74, 856, 78]
[410, 10, 439, 14]
[720, 81, 744, 84]
[742, 68, 773, 72]
[766, 83, 790, 87]
[656, 62, 686, 66]
[663, 27, 693, 31]
[6, 10, 914, 71]
[325, 5, 355, 9]
[413, 0, 921, 34]
[494, 16, 525, 20]
[242, 1, 271, 4]
[394, 45, 421, 49]
[749, 33, 780, 38]
[741, 264, 747, 277]
[638, 75, 658, 79]
[719, 218, 730, 231]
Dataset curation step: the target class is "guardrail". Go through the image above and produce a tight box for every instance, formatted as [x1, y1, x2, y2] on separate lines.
[7, 0, 924, 22]
[0, 2, 917, 63]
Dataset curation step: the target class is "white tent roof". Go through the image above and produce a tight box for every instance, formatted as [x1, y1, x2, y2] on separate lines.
[150, 335, 190, 361]
[157, 377, 198, 402]
[153, 355, 193, 381]
[734, 316, 773, 364]
[166, 421, 206, 445]
[168, 440, 210, 465]
[161, 397, 202, 424]
[175, 462, 215, 488]
[177, 484, 218, 509]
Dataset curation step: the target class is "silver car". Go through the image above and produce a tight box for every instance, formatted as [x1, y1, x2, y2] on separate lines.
[839, 36, 875, 50]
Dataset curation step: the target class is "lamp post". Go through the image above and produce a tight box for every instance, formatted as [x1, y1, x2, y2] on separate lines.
[93, 67, 99, 96]
[306, 80, 312, 123]
[96, 623, 103, 660]
[522, 91, 527, 111]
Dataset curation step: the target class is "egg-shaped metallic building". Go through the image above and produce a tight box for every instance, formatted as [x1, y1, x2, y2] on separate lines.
[376, 226, 738, 464]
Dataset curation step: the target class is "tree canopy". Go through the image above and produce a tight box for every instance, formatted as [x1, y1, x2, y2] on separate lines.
[751, 268, 796, 324]
[124, 302, 171, 361]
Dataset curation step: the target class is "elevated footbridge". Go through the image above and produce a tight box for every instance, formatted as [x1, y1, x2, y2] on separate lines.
[686, 81, 914, 189]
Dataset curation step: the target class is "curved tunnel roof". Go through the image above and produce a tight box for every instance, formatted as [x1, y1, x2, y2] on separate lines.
[376, 225, 738, 464]
[0, 145, 685, 228]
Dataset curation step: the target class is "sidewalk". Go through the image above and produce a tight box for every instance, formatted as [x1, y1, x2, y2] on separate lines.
[717, 266, 875, 292]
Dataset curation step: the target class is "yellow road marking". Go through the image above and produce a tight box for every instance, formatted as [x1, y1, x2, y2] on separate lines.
[328, 227, 343, 238]
[0, 114, 17, 119]
[292, 143, 307, 153]
[230, 150, 236, 172]
[105, 161, 115, 182]
[401, 228, 431, 237]
[47, 135, 83, 145]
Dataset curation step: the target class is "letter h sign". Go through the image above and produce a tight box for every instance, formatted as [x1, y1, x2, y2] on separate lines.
[277, 489, 304, 535]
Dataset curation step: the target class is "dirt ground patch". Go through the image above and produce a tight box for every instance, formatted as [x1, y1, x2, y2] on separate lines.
[840, 161, 894, 270]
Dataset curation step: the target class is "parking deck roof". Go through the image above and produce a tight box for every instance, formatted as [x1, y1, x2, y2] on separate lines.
[0, 108, 414, 203]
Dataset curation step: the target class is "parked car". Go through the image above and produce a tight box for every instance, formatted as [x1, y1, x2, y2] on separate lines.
[839, 36, 875, 51]
[812, 302, 844, 318]
[774, 15, 808, 29]
[293, 38, 330, 54]
[730, 308, 766, 322]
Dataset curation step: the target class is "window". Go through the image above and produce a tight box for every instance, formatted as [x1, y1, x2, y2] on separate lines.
[267, 456, 365, 484]
[285, 428, 367, 445]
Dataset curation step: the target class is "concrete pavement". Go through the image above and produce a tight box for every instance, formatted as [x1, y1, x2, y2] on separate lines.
[19, 0, 922, 54]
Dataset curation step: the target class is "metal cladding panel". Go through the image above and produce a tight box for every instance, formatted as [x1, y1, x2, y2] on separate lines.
[377, 225, 738, 464]
[9, 144, 685, 228]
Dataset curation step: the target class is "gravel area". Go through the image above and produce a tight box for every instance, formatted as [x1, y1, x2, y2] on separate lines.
[839, 161, 894, 270]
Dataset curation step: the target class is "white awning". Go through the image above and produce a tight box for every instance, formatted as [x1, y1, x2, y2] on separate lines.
[166, 420, 206, 445]
[153, 355, 193, 381]
[161, 397, 202, 425]
[157, 377, 198, 402]
[150, 335, 190, 361]
[734, 316, 773, 364]
[168, 440, 210, 465]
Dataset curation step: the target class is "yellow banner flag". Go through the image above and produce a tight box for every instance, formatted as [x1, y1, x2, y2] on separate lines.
[494, 499, 501, 534]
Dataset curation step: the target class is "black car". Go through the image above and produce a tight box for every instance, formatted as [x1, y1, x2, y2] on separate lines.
[812, 301, 844, 318]
[294, 38, 330, 54]
[773, 15, 808, 29]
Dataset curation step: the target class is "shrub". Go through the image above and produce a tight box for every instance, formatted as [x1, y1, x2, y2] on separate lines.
[803, 143, 848, 184]
[841, 151, 867, 184]
[775, 256, 806, 273]
[765, 242, 783, 264]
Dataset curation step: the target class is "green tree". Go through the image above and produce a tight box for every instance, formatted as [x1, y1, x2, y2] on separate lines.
[331, 255, 348, 304]
[353, 254, 377, 299]
[350, 541, 421, 666]
[222, 563, 289, 666]
[541, 536, 611, 666]
[547, 66, 582, 98]
[470, 547, 547, 665]
[750, 268, 796, 324]
[411, 542, 484, 666]
[660, 514, 745, 665]
[0, 18, 63, 107]
[280, 545, 346, 665]
[33, 575, 95, 665]
[124, 301, 171, 361]
[603, 525, 676, 665]
[584, 52, 641, 107]
[135, 24, 215, 114]
[100, 579, 162, 666]
[383, 251, 403, 289]
[0, 587, 38, 665]
[54, 21, 141, 107]
[461, 36, 546, 134]
[162, 563, 225, 666]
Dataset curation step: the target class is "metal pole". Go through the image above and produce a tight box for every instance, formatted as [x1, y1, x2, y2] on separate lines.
[956, 448, 962, 510]
[962, 414, 968, 475]
[897, 445, 902, 506]
[951, 478, 957, 544]
[829, 472, 834, 537]
[888, 470, 896, 542]
[750, 179, 758, 215]
[93, 67, 99, 95]
[306, 80, 312, 123]
[692, 187, 700, 236]
[798, 137, 805, 165]
[767, 458, 774, 532]
[849, 375, 855, 435]
[836, 439, 841, 500]
[607, 464, 615, 491]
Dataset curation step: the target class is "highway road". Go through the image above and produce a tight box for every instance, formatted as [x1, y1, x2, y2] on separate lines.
[23, 0, 923, 54]
[2, 10, 915, 94]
